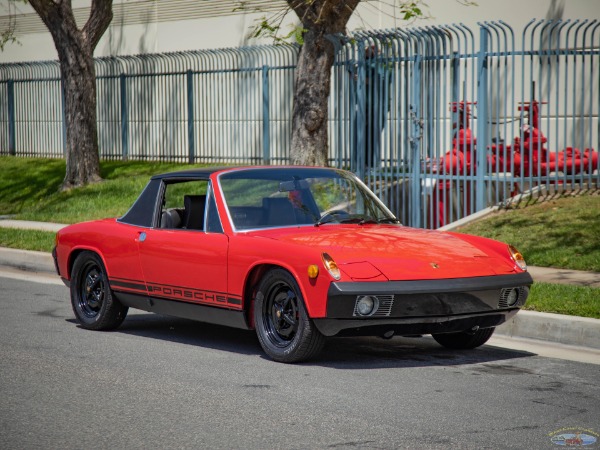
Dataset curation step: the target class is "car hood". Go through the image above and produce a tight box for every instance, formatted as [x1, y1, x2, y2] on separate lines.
[248, 225, 516, 281]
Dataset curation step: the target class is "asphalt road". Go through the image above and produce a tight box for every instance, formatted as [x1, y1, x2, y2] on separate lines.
[1, 276, 599, 450]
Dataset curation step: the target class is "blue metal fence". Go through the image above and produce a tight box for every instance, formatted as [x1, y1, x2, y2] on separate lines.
[0, 46, 298, 163]
[1, 20, 598, 229]
[337, 20, 599, 228]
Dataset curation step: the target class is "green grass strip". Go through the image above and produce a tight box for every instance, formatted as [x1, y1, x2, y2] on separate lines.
[0, 157, 202, 224]
[456, 195, 600, 272]
[0, 228, 56, 253]
[524, 282, 600, 319]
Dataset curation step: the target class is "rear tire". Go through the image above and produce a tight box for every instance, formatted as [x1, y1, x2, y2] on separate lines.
[254, 269, 325, 363]
[70, 251, 128, 330]
[432, 327, 495, 349]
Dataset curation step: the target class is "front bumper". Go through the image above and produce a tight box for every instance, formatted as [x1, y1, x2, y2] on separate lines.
[314, 272, 533, 337]
[52, 246, 70, 287]
[51, 246, 60, 276]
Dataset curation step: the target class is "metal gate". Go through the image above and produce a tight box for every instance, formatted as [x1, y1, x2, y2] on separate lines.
[330, 20, 599, 228]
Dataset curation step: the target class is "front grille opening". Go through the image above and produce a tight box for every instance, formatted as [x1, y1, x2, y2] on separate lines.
[353, 295, 394, 317]
[499, 286, 528, 308]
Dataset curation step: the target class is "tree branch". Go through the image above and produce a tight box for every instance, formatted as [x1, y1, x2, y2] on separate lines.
[288, 0, 311, 25]
[82, 0, 113, 51]
[28, 0, 61, 32]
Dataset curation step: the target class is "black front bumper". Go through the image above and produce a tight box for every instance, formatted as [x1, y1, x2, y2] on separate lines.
[314, 272, 533, 337]
[51, 246, 60, 276]
[52, 246, 70, 287]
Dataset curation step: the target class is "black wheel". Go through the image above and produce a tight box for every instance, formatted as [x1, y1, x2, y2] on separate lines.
[70, 251, 128, 330]
[432, 327, 495, 349]
[254, 268, 325, 363]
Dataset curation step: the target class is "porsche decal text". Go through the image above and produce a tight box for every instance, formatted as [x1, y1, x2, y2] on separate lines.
[110, 278, 242, 308]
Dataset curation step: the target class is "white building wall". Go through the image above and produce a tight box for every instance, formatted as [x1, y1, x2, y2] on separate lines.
[0, 0, 598, 63]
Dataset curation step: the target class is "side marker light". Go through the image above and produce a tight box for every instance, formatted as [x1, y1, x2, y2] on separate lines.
[308, 264, 319, 279]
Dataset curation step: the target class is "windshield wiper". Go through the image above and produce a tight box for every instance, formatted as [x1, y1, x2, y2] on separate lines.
[314, 215, 337, 227]
[377, 217, 401, 224]
[358, 218, 378, 225]
[317, 215, 398, 227]
[338, 216, 376, 225]
[339, 217, 400, 225]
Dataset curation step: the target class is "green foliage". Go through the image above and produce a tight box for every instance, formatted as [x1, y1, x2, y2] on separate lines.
[0, 157, 203, 223]
[0, 31, 18, 51]
[0, 157, 65, 215]
[457, 195, 600, 272]
[0, 0, 21, 51]
[525, 282, 600, 319]
[251, 17, 306, 45]
[245, 1, 430, 45]
[399, 2, 423, 21]
[0, 228, 56, 253]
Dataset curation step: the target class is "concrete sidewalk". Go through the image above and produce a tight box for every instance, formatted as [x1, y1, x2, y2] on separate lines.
[527, 265, 600, 288]
[1, 219, 599, 351]
[0, 219, 66, 233]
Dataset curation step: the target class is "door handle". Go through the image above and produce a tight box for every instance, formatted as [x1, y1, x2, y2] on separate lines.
[135, 231, 147, 242]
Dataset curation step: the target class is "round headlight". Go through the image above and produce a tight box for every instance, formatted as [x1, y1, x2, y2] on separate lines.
[356, 295, 379, 316]
[506, 288, 519, 307]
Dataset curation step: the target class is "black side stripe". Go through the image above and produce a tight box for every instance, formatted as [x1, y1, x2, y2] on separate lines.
[110, 279, 147, 292]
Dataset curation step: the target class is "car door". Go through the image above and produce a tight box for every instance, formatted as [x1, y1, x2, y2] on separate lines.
[137, 180, 240, 310]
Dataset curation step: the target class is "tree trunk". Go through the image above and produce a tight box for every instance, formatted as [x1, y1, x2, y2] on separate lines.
[288, 0, 360, 166]
[58, 37, 102, 189]
[29, 0, 113, 190]
[290, 30, 335, 166]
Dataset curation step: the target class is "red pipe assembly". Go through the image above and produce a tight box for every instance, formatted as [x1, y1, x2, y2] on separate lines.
[431, 100, 599, 228]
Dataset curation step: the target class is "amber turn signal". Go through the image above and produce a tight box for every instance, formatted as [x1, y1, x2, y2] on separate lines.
[307, 264, 319, 279]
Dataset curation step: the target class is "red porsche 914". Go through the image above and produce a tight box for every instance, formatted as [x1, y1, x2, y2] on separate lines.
[53, 166, 533, 362]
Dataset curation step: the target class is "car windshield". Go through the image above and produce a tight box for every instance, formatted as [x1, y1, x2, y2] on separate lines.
[219, 168, 398, 230]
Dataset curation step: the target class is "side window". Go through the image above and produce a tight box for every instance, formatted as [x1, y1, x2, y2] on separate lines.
[206, 189, 223, 233]
[159, 180, 208, 231]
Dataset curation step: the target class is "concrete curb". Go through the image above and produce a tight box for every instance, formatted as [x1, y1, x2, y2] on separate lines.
[0, 247, 56, 274]
[437, 206, 499, 231]
[496, 310, 600, 349]
[0, 246, 599, 351]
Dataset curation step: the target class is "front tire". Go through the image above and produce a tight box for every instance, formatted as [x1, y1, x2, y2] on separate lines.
[70, 251, 128, 330]
[432, 327, 495, 349]
[254, 269, 325, 363]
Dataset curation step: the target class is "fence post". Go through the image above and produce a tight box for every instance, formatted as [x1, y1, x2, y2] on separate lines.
[61, 78, 66, 156]
[7, 80, 15, 156]
[262, 65, 270, 165]
[356, 43, 367, 179]
[410, 55, 423, 229]
[187, 70, 195, 164]
[451, 52, 460, 104]
[120, 74, 128, 160]
[475, 26, 489, 212]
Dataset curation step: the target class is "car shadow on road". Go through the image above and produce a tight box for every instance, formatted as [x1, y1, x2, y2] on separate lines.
[91, 313, 536, 369]
[314, 336, 536, 370]
[95, 313, 263, 356]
